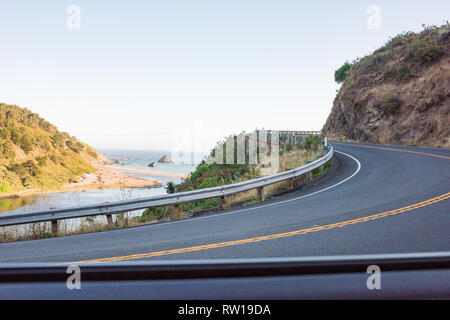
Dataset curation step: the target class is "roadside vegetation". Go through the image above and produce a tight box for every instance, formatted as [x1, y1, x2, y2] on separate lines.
[139, 133, 327, 223]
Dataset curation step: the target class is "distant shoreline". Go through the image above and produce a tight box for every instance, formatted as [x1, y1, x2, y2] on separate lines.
[0, 163, 188, 200]
[109, 165, 188, 179]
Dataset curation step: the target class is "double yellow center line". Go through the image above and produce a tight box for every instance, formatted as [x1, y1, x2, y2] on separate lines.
[71, 192, 450, 264]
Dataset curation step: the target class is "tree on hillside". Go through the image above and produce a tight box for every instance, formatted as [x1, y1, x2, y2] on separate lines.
[20, 135, 33, 153]
[334, 61, 352, 84]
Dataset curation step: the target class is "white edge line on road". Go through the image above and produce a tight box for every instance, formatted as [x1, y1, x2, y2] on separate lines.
[115, 149, 362, 230]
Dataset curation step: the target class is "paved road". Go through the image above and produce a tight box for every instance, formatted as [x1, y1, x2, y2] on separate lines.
[0, 142, 449, 263]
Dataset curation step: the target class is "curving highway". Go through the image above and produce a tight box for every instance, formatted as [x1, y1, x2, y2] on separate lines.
[0, 142, 449, 264]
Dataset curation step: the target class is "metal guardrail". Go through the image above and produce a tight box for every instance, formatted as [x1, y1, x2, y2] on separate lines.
[278, 130, 322, 135]
[0, 146, 333, 232]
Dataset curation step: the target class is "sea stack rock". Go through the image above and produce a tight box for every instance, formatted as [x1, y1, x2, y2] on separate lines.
[148, 162, 157, 167]
[158, 155, 173, 163]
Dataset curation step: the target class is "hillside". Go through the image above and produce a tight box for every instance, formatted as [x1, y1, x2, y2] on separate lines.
[0, 103, 106, 195]
[322, 24, 450, 148]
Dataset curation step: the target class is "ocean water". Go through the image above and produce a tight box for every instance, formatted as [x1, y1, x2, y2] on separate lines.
[102, 149, 200, 185]
[0, 149, 202, 215]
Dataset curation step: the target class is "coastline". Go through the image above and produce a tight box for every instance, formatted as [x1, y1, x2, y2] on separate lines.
[1, 163, 188, 199]
[108, 165, 188, 179]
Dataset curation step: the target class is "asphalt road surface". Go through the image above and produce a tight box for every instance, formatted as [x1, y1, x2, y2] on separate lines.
[0, 142, 449, 264]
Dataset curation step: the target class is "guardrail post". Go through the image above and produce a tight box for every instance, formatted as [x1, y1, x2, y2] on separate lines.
[305, 171, 311, 183]
[218, 196, 227, 210]
[304, 161, 312, 183]
[106, 214, 114, 228]
[304, 168, 312, 183]
[172, 205, 180, 220]
[288, 177, 295, 189]
[257, 187, 265, 201]
[51, 220, 58, 236]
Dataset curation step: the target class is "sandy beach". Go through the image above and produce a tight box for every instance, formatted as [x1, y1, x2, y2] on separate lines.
[2, 163, 188, 199]
[108, 165, 188, 179]
[62, 164, 163, 191]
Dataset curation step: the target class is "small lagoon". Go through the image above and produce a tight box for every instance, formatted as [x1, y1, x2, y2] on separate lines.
[0, 149, 200, 215]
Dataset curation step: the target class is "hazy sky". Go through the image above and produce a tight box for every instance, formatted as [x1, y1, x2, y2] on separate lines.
[0, 1, 449, 152]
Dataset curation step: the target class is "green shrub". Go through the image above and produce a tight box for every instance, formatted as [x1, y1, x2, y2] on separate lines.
[0, 140, 16, 159]
[36, 156, 47, 167]
[386, 31, 415, 49]
[75, 141, 84, 150]
[181, 199, 218, 212]
[9, 127, 21, 145]
[20, 135, 33, 153]
[66, 140, 80, 153]
[355, 54, 390, 74]
[334, 62, 352, 84]
[0, 128, 10, 140]
[166, 182, 176, 194]
[383, 65, 414, 82]
[21, 176, 33, 187]
[51, 133, 63, 148]
[303, 135, 322, 150]
[22, 160, 41, 177]
[140, 206, 172, 222]
[8, 163, 27, 177]
[0, 182, 11, 193]
[383, 94, 402, 114]
[50, 154, 58, 164]
[196, 175, 222, 189]
[190, 163, 209, 184]
[406, 38, 445, 66]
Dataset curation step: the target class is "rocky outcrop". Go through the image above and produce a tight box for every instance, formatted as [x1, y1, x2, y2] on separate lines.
[158, 155, 173, 163]
[322, 25, 450, 148]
